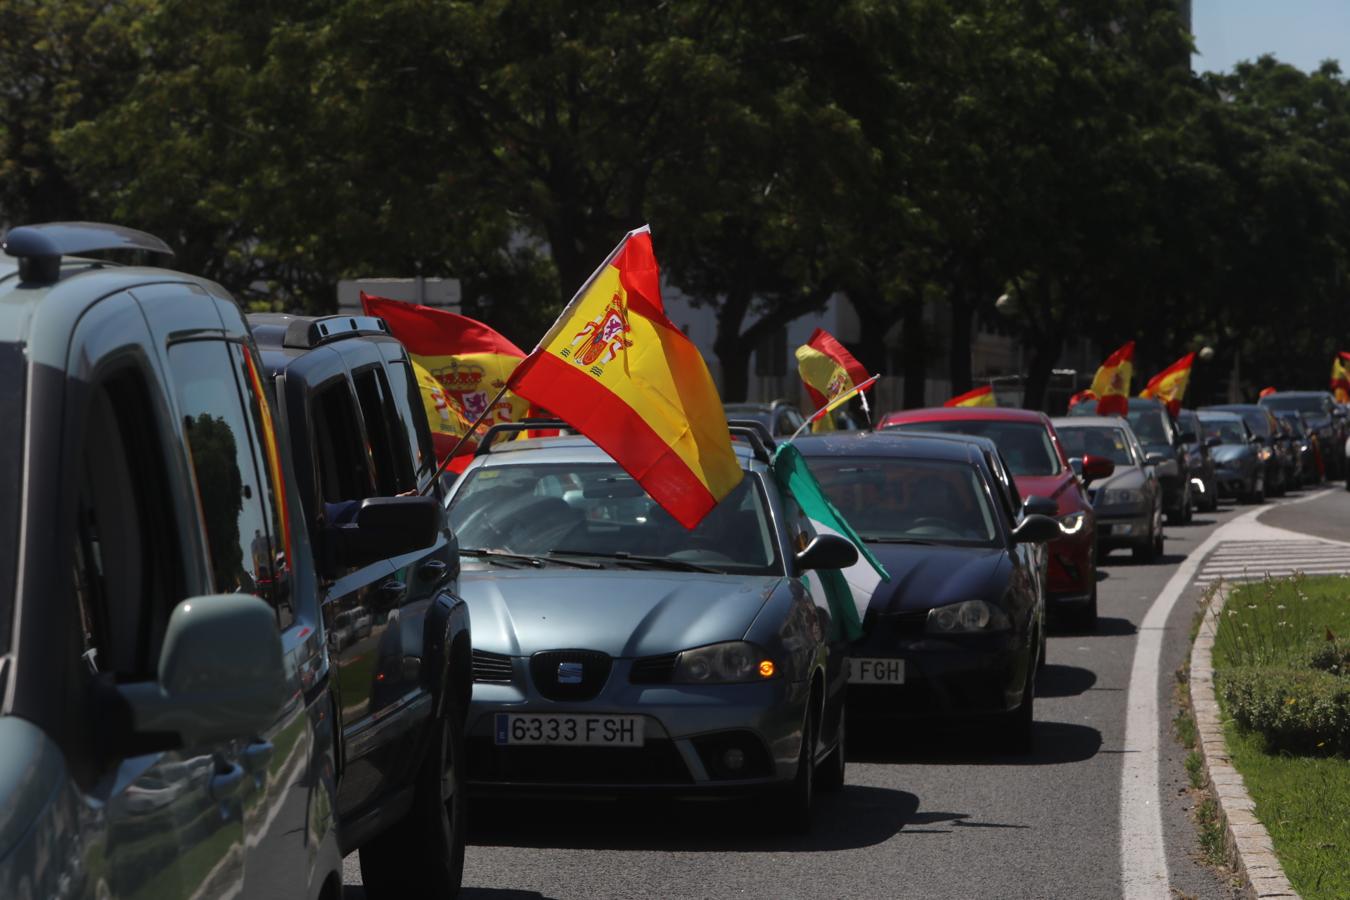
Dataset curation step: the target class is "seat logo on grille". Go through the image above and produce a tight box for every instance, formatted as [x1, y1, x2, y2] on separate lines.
[557, 662, 584, 684]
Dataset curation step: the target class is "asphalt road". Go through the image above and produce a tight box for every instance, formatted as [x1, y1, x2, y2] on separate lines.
[343, 487, 1350, 899]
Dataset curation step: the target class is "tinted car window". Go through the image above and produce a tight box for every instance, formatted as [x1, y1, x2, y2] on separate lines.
[1058, 426, 1136, 466]
[1199, 416, 1248, 444]
[170, 341, 282, 607]
[448, 463, 779, 573]
[0, 343, 21, 652]
[386, 359, 437, 480]
[1125, 409, 1169, 445]
[1261, 395, 1328, 416]
[312, 381, 374, 503]
[353, 365, 415, 495]
[883, 420, 1060, 477]
[807, 457, 999, 545]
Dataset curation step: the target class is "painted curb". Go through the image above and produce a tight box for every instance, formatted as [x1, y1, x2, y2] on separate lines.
[1189, 582, 1300, 900]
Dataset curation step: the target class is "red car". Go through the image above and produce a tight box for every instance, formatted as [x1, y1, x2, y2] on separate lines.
[878, 407, 1112, 629]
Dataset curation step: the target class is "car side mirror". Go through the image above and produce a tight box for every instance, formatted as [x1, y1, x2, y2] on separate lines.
[1080, 454, 1115, 484]
[114, 595, 285, 751]
[1022, 495, 1058, 517]
[794, 534, 859, 572]
[332, 495, 443, 570]
[1012, 514, 1061, 544]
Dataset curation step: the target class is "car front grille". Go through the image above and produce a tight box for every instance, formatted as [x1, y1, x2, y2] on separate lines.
[467, 737, 691, 785]
[864, 609, 929, 638]
[472, 649, 515, 684]
[629, 653, 679, 684]
[529, 650, 612, 701]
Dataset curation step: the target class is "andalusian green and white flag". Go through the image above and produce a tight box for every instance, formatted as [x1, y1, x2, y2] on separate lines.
[770, 443, 889, 641]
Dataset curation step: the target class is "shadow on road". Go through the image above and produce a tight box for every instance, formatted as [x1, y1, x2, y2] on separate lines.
[1100, 552, 1188, 568]
[1083, 616, 1137, 637]
[348, 889, 561, 900]
[1035, 663, 1097, 697]
[466, 785, 916, 853]
[848, 719, 1101, 767]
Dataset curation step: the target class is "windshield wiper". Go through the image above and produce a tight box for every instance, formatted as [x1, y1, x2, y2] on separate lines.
[860, 536, 937, 545]
[458, 548, 601, 569]
[546, 549, 721, 573]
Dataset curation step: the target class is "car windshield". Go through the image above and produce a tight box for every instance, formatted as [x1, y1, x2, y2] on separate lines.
[883, 420, 1060, 477]
[0, 343, 21, 653]
[805, 457, 999, 546]
[1199, 417, 1248, 444]
[447, 462, 780, 574]
[1227, 408, 1273, 438]
[1057, 426, 1136, 466]
[1124, 409, 1169, 445]
[1276, 415, 1305, 437]
[1176, 411, 1200, 441]
[1261, 395, 1326, 416]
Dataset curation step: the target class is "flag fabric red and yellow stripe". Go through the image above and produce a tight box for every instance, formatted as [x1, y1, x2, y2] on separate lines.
[1139, 352, 1195, 417]
[1090, 341, 1135, 416]
[1259, 385, 1278, 399]
[361, 293, 529, 462]
[507, 227, 742, 529]
[945, 384, 996, 408]
[795, 328, 869, 433]
[1332, 353, 1350, 404]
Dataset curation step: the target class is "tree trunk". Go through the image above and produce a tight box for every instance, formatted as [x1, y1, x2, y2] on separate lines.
[1023, 333, 1063, 412]
[901, 294, 926, 408]
[712, 288, 755, 402]
[948, 291, 974, 395]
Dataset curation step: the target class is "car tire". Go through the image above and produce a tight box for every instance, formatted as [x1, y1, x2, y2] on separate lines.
[774, 701, 817, 833]
[1000, 671, 1035, 755]
[1077, 586, 1099, 632]
[359, 712, 466, 899]
[817, 707, 846, 793]
[1202, 485, 1219, 512]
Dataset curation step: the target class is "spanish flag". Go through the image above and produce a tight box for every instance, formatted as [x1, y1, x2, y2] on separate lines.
[945, 384, 996, 408]
[1139, 352, 1194, 417]
[1090, 341, 1134, 416]
[795, 328, 869, 432]
[1259, 386, 1278, 399]
[1331, 353, 1350, 404]
[508, 227, 742, 529]
[361, 294, 529, 463]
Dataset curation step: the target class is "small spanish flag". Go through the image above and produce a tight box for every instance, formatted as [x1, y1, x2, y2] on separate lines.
[945, 384, 996, 408]
[1139, 352, 1195, 417]
[1259, 386, 1278, 399]
[362, 294, 530, 465]
[1090, 341, 1135, 416]
[508, 227, 742, 529]
[1331, 354, 1350, 404]
[795, 328, 869, 432]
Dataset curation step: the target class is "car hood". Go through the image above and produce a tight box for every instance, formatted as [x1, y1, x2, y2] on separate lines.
[1211, 443, 1253, 463]
[459, 567, 781, 657]
[1013, 472, 1077, 510]
[1090, 466, 1148, 494]
[861, 543, 1008, 615]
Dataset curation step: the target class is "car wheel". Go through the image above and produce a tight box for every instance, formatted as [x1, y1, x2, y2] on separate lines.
[774, 700, 817, 833]
[817, 707, 846, 793]
[1077, 585, 1099, 632]
[359, 712, 466, 898]
[1000, 669, 1035, 755]
[1202, 483, 1219, 512]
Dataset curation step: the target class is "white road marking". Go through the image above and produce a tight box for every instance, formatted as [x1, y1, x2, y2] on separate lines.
[1118, 490, 1335, 899]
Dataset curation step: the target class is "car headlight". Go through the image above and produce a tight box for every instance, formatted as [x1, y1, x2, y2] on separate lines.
[926, 599, 1011, 634]
[1101, 488, 1143, 506]
[671, 641, 776, 683]
[1058, 511, 1086, 535]
[1258, 447, 1273, 461]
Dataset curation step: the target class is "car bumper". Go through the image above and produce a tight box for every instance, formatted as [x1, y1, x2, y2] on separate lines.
[1047, 528, 1094, 599]
[464, 676, 809, 791]
[1094, 511, 1152, 548]
[845, 632, 1028, 720]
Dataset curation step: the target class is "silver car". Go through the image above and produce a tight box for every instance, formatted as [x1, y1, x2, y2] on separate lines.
[444, 431, 857, 830]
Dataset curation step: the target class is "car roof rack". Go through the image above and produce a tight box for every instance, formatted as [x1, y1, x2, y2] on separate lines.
[725, 419, 776, 462]
[472, 418, 777, 465]
[2, 221, 174, 285]
[281, 315, 391, 350]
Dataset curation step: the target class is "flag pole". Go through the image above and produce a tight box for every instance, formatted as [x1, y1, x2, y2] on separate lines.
[419, 382, 512, 495]
[784, 374, 881, 445]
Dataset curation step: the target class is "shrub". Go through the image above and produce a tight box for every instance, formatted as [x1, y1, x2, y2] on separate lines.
[1308, 638, 1349, 677]
[1217, 667, 1350, 757]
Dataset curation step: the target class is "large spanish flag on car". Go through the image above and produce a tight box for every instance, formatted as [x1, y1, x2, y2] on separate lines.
[795, 328, 868, 433]
[1331, 353, 1350, 403]
[945, 384, 996, 408]
[361, 293, 529, 461]
[508, 227, 742, 529]
[1139, 352, 1194, 416]
[1089, 341, 1134, 416]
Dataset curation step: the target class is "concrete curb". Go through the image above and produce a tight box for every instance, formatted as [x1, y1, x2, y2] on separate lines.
[1189, 582, 1300, 900]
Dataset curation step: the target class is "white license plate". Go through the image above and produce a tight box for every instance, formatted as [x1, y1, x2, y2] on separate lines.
[848, 658, 905, 685]
[494, 713, 644, 747]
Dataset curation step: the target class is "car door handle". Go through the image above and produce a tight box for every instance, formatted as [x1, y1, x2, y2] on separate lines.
[418, 560, 448, 579]
[241, 740, 274, 774]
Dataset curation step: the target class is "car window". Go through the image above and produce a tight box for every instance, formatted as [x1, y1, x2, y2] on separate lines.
[72, 369, 184, 681]
[1125, 409, 1169, 445]
[1058, 427, 1136, 466]
[0, 342, 21, 654]
[386, 359, 437, 482]
[777, 408, 805, 436]
[1262, 395, 1329, 416]
[447, 463, 779, 574]
[883, 420, 1060, 476]
[311, 380, 375, 503]
[1199, 417, 1247, 444]
[353, 365, 416, 495]
[806, 457, 999, 546]
[169, 340, 289, 621]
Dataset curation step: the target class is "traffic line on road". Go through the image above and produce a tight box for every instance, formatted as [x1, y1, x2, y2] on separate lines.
[1118, 490, 1334, 899]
